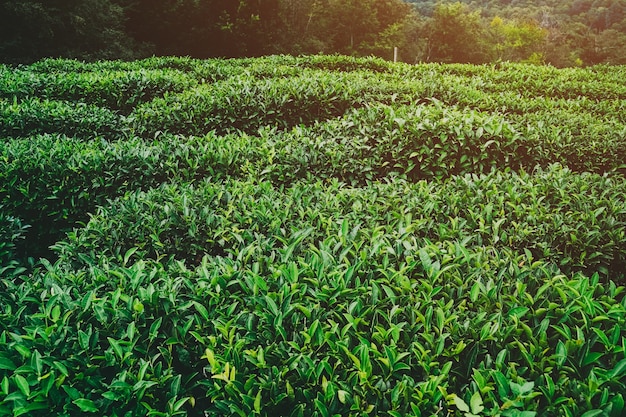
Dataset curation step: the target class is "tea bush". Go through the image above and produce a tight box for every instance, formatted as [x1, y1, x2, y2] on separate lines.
[0, 68, 197, 113]
[514, 110, 626, 174]
[26, 57, 201, 74]
[129, 70, 427, 137]
[260, 102, 626, 184]
[261, 102, 527, 183]
[404, 61, 626, 103]
[3, 204, 626, 416]
[1, 55, 626, 417]
[55, 165, 626, 281]
[0, 98, 124, 139]
[0, 132, 275, 258]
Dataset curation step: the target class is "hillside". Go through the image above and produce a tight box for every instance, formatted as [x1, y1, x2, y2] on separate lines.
[405, 0, 626, 64]
[1, 0, 625, 65]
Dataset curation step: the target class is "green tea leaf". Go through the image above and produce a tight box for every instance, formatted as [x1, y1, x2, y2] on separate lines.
[580, 410, 604, 417]
[254, 389, 262, 413]
[1, 376, 9, 396]
[14, 374, 29, 397]
[0, 357, 16, 371]
[508, 307, 529, 319]
[73, 398, 98, 413]
[452, 395, 470, 413]
[609, 359, 626, 378]
[470, 391, 484, 415]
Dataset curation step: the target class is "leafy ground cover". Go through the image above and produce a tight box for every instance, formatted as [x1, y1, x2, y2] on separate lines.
[1, 55, 626, 416]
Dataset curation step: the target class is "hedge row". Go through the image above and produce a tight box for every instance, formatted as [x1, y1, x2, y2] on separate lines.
[0, 132, 274, 258]
[127, 70, 421, 137]
[0, 68, 197, 113]
[2, 169, 626, 416]
[54, 165, 626, 281]
[3, 94, 626, 259]
[0, 98, 124, 139]
[263, 102, 626, 182]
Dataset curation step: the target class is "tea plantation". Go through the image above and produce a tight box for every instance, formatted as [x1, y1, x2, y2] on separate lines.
[1, 55, 626, 416]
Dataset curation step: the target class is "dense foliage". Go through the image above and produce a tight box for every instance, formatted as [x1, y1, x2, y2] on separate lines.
[1, 55, 626, 416]
[1, 0, 626, 66]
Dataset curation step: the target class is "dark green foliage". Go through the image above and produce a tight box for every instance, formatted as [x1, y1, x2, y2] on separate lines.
[289, 54, 394, 73]
[265, 102, 626, 182]
[0, 212, 27, 273]
[2, 0, 626, 67]
[0, 0, 142, 64]
[55, 166, 626, 282]
[1, 55, 626, 417]
[3, 174, 626, 415]
[0, 67, 197, 113]
[129, 70, 408, 137]
[263, 102, 528, 183]
[0, 98, 123, 139]
[0, 132, 273, 258]
[25, 56, 207, 74]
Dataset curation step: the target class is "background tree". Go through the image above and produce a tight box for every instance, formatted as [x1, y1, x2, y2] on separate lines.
[273, 0, 416, 57]
[359, 17, 424, 62]
[542, 20, 596, 66]
[2, 0, 626, 66]
[489, 16, 548, 62]
[120, 0, 280, 58]
[424, 2, 490, 63]
[358, 0, 423, 61]
[580, 28, 626, 63]
[319, 0, 380, 54]
[0, 0, 140, 63]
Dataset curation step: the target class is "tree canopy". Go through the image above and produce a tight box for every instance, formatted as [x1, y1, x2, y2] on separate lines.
[1, 0, 625, 66]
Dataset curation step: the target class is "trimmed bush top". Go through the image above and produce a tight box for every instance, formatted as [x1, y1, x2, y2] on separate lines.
[1, 55, 626, 417]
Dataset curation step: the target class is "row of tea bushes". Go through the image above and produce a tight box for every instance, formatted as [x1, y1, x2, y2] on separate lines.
[264, 102, 626, 182]
[3, 96, 623, 179]
[20, 54, 393, 77]
[9, 56, 626, 104]
[262, 103, 526, 183]
[24, 57, 212, 74]
[0, 98, 124, 139]
[419, 79, 626, 125]
[127, 70, 423, 137]
[54, 165, 626, 282]
[0, 132, 275, 259]
[2, 174, 626, 415]
[514, 110, 626, 174]
[407, 61, 626, 102]
[2, 95, 625, 260]
[0, 68, 198, 114]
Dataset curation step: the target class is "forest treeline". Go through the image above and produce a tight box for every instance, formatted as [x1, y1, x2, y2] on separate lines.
[1, 0, 625, 66]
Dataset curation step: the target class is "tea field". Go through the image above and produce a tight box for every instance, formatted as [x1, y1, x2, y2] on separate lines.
[1, 55, 626, 416]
